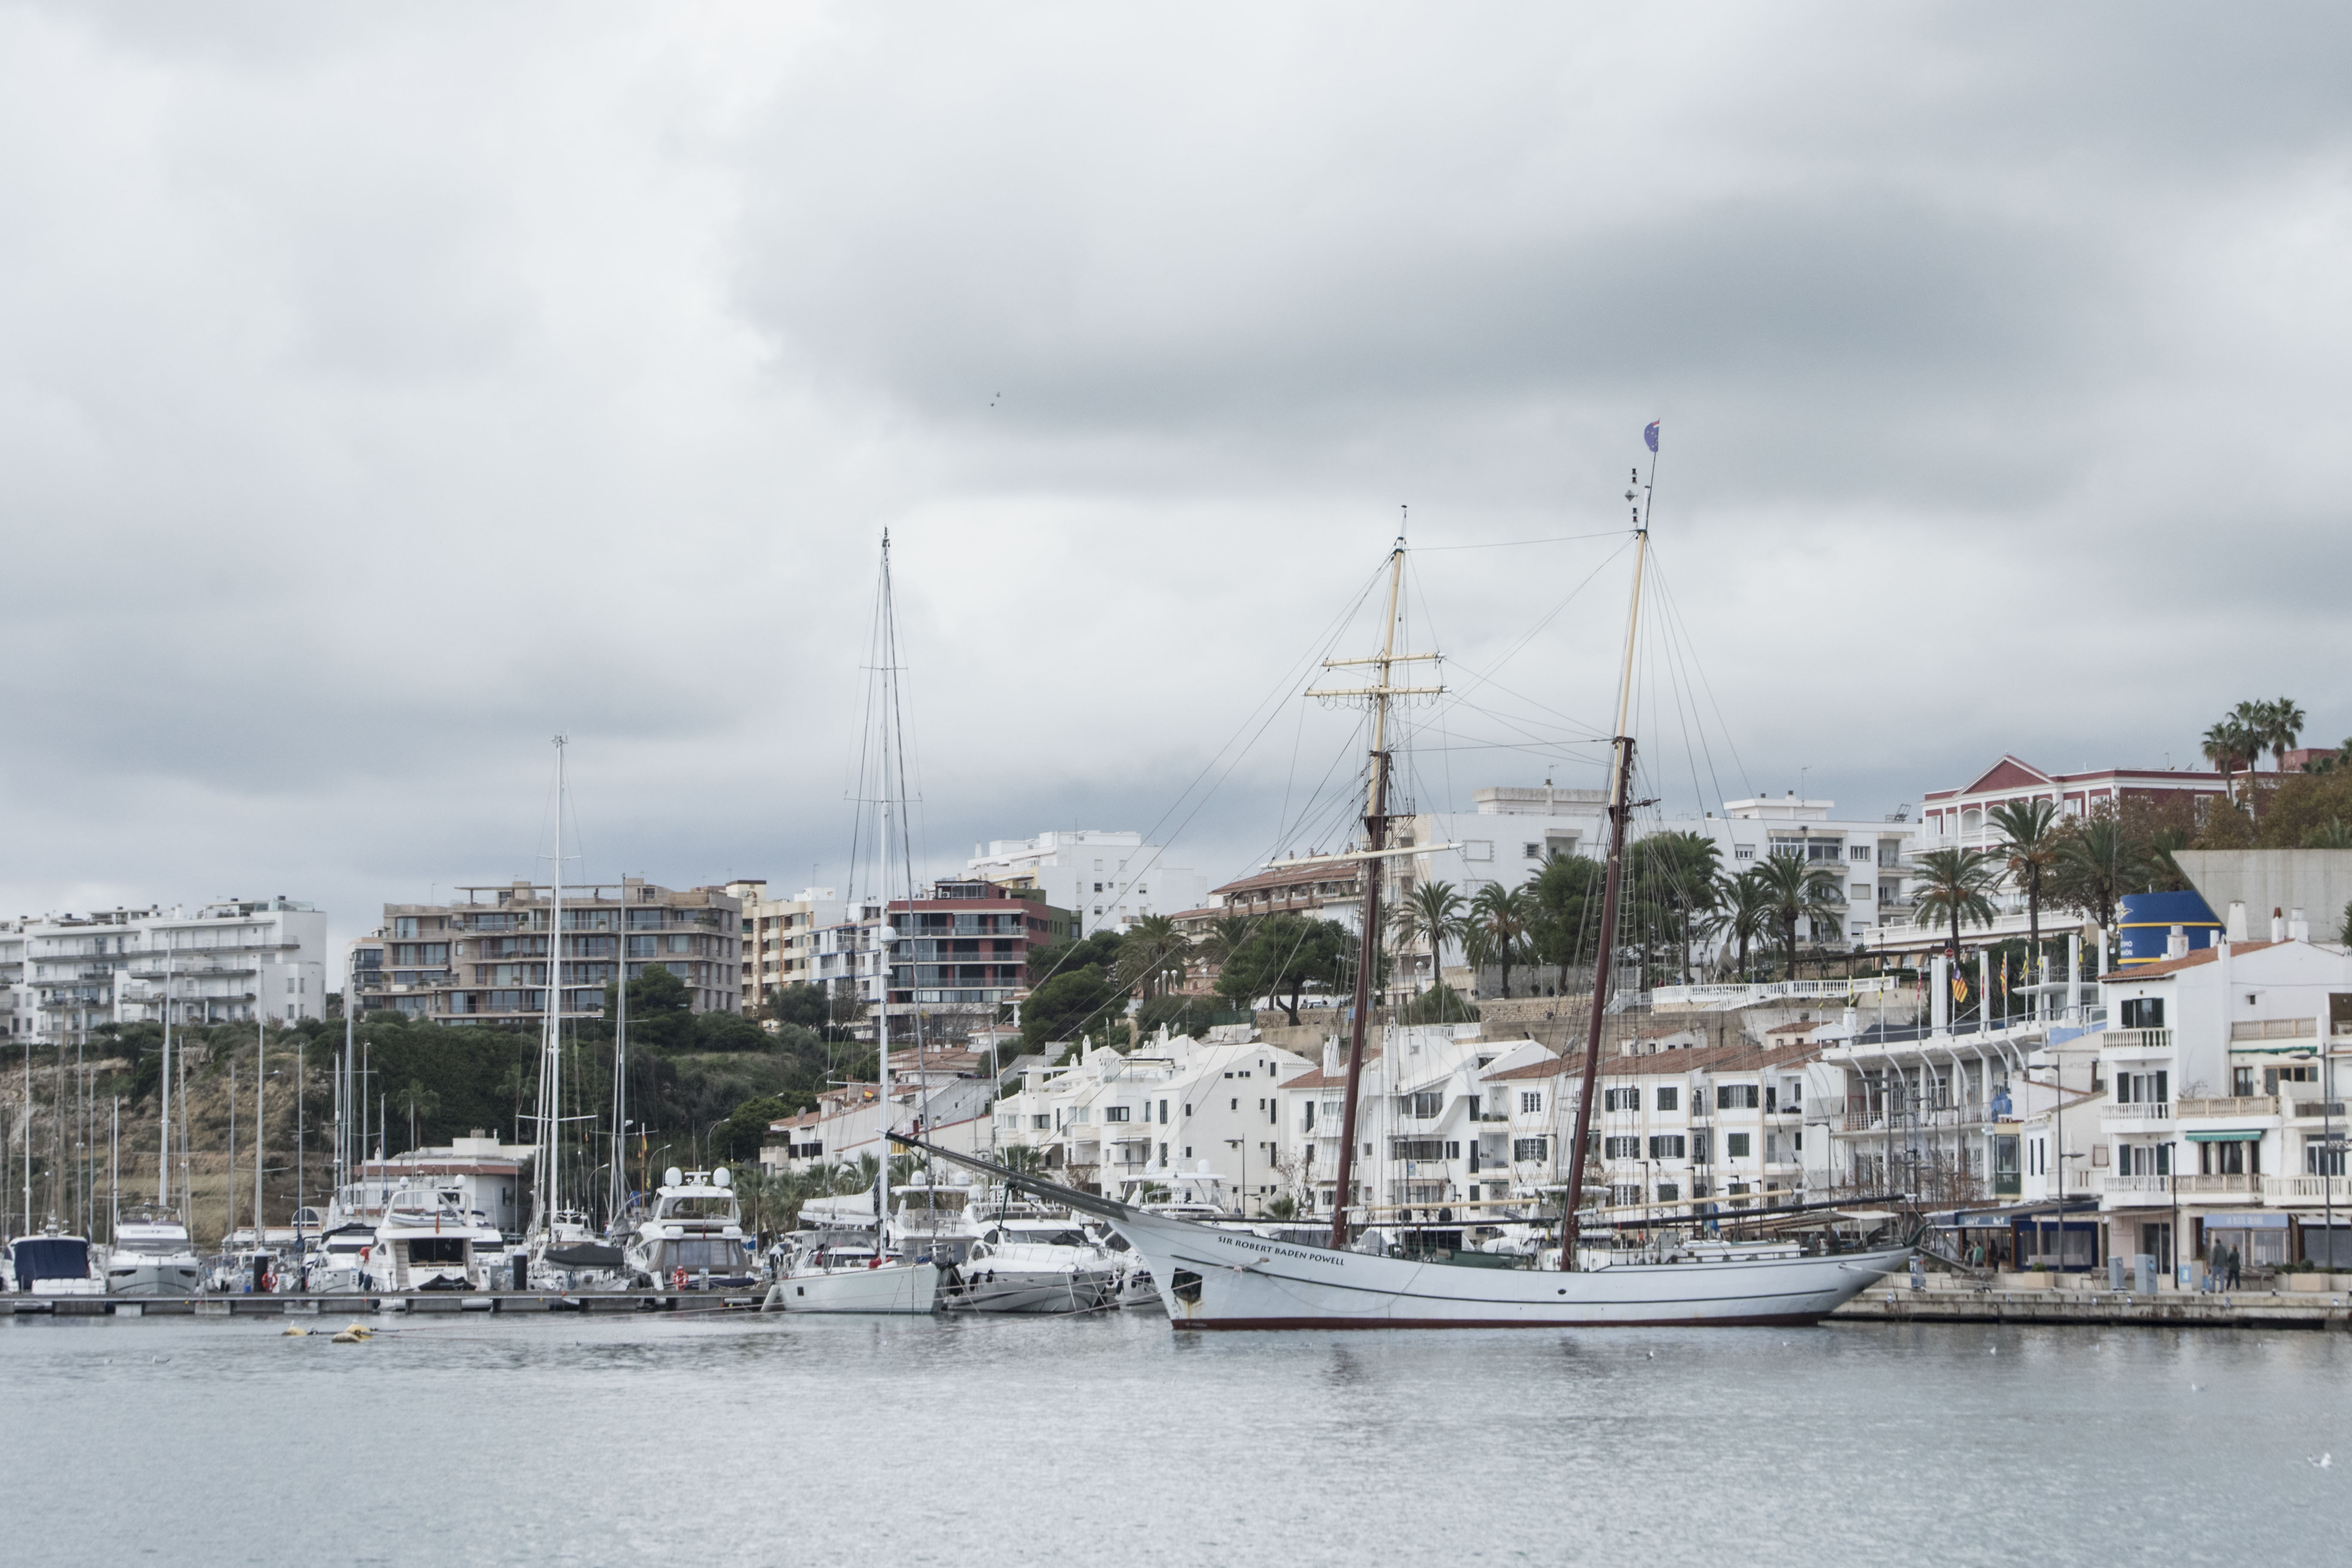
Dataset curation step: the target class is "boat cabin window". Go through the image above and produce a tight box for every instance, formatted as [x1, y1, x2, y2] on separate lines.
[660, 1195, 736, 1219]
[407, 1237, 467, 1264]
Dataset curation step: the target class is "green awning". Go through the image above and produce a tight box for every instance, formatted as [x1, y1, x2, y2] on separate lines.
[2184, 1130, 2263, 1143]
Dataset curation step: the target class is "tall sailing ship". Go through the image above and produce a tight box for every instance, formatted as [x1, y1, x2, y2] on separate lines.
[904, 442, 1910, 1327]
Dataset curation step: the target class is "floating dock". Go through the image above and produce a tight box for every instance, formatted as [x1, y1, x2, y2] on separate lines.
[3, 1291, 761, 1318]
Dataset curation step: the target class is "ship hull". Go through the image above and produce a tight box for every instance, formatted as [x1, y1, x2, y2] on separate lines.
[766, 1260, 940, 1314]
[1110, 1207, 1908, 1331]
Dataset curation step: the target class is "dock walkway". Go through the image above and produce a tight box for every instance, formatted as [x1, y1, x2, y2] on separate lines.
[3, 1292, 760, 1318]
[1832, 1283, 2352, 1330]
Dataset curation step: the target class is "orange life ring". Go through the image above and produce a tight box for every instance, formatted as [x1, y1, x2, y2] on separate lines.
[671, 1266, 688, 1292]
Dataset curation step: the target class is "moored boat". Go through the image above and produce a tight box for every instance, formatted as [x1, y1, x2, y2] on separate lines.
[103, 1205, 201, 1298]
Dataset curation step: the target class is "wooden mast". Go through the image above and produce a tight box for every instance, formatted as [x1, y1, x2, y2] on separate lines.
[1326, 542, 1409, 1249]
[1559, 474, 1653, 1266]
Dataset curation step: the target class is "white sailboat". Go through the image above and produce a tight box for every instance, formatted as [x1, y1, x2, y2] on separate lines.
[106, 952, 200, 1297]
[766, 532, 938, 1315]
[898, 462, 1908, 1327]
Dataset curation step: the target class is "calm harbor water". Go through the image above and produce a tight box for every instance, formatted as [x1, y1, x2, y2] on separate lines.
[5, 1310, 2346, 1566]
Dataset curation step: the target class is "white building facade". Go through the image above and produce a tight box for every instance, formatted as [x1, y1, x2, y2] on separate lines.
[0, 898, 331, 1045]
[968, 830, 1207, 936]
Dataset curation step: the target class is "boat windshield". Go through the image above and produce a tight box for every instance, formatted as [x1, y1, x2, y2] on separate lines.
[113, 1234, 191, 1256]
[998, 1229, 1088, 1248]
[660, 1195, 736, 1220]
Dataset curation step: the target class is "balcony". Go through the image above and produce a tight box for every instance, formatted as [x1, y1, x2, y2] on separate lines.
[2285, 1096, 2349, 1120]
[2100, 1102, 2172, 1124]
[2101, 1028, 2173, 1053]
[2171, 1173, 2261, 1197]
[2263, 1175, 2352, 1204]
[2102, 1175, 2175, 1202]
[2176, 1096, 2275, 1119]
[2231, 1018, 2316, 1044]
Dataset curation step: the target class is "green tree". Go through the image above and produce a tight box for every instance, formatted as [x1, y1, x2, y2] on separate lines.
[1020, 964, 1117, 1050]
[2049, 815, 2143, 935]
[1525, 853, 1603, 993]
[1756, 852, 1844, 982]
[2259, 697, 2306, 773]
[1908, 848, 1999, 974]
[1989, 798, 2062, 999]
[605, 964, 694, 1050]
[1213, 914, 1352, 1024]
[1388, 880, 1467, 994]
[1718, 865, 1776, 982]
[1468, 883, 1536, 999]
[765, 983, 831, 1030]
[1630, 830, 1724, 984]
[1397, 982, 1478, 1024]
[2304, 818, 2352, 849]
[1114, 915, 1188, 1001]
[712, 1093, 811, 1161]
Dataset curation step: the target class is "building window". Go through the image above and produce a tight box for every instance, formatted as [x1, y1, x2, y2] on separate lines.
[1734, 845, 1756, 861]
[1513, 1137, 1548, 1162]
[1849, 845, 1871, 861]
[1602, 1087, 1639, 1111]
[1655, 1087, 1678, 1112]
[2120, 997, 2164, 1030]
[1655, 1182, 1680, 1202]
[1522, 843, 1541, 859]
[1603, 1136, 1641, 1160]
[1648, 1135, 1686, 1159]
[1104, 1105, 1130, 1122]
[1403, 1091, 1442, 1119]
[1727, 1133, 1752, 1158]
[1519, 1090, 1543, 1114]
[1716, 1084, 1760, 1110]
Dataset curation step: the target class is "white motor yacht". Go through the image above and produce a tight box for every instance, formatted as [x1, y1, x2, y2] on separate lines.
[103, 1205, 202, 1297]
[766, 1232, 941, 1313]
[304, 1221, 377, 1294]
[7, 1223, 103, 1297]
[948, 1218, 1122, 1314]
[362, 1185, 502, 1292]
[623, 1168, 755, 1290]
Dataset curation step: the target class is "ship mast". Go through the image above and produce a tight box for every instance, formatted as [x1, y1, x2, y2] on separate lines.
[1559, 454, 1656, 1266]
[1321, 539, 1442, 1248]
[531, 734, 568, 1236]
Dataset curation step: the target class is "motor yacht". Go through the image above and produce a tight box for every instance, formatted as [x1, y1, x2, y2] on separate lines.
[947, 1218, 1122, 1314]
[623, 1168, 755, 1290]
[7, 1221, 103, 1297]
[304, 1221, 377, 1294]
[103, 1205, 201, 1297]
[361, 1184, 502, 1292]
[530, 1209, 628, 1292]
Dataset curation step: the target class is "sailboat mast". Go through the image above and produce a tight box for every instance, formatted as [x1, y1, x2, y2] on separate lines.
[158, 948, 172, 1209]
[254, 993, 265, 1235]
[1326, 541, 1408, 1249]
[1559, 472, 1654, 1265]
[875, 531, 895, 1242]
[610, 925, 629, 1225]
[534, 734, 568, 1231]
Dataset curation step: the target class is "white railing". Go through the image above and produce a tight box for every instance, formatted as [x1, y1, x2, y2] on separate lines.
[2171, 1173, 2260, 1196]
[2231, 1018, 2316, 1042]
[2100, 1102, 2172, 1122]
[2101, 1028, 2174, 1052]
[2263, 1175, 2352, 1202]
[2285, 1097, 2349, 1120]
[2176, 1096, 2275, 1118]
[1649, 978, 1901, 1008]
[2102, 1175, 2174, 1195]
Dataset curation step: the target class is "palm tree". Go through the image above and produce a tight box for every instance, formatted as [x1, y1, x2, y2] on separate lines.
[2304, 818, 2352, 849]
[1388, 880, 1467, 995]
[2050, 817, 2142, 936]
[1754, 853, 1842, 982]
[1115, 914, 1187, 1000]
[1631, 830, 1725, 984]
[2203, 719, 2254, 804]
[1469, 883, 1536, 999]
[2261, 697, 2306, 773]
[1719, 865, 1775, 982]
[1197, 914, 1257, 970]
[1988, 798, 2062, 1002]
[1908, 848, 1999, 976]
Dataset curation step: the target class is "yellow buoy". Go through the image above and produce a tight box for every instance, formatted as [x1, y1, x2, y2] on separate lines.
[330, 1323, 375, 1343]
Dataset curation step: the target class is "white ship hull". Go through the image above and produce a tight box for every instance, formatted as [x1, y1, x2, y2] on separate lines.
[894, 1138, 1908, 1331]
[766, 1260, 940, 1314]
[949, 1267, 1119, 1314]
[105, 1255, 203, 1298]
[1113, 1206, 1908, 1330]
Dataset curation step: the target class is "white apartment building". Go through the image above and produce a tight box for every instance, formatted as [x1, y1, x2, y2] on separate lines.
[1389, 787, 1917, 987]
[0, 898, 331, 1045]
[968, 830, 1207, 936]
[725, 880, 843, 1013]
[1266, 1025, 1820, 1224]
[760, 1048, 999, 1176]
[990, 1033, 1315, 1212]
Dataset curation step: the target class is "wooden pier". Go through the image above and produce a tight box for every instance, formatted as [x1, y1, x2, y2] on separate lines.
[1832, 1283, 2352, 1330]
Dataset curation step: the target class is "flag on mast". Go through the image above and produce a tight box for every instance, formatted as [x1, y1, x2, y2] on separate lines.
[1644, 420, 1661, 453]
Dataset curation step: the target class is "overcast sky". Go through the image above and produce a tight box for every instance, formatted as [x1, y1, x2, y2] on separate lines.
[4, 3, 2348, 954]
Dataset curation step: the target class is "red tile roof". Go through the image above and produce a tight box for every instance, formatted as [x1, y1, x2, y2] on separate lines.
[2103, 939, 2283, 981]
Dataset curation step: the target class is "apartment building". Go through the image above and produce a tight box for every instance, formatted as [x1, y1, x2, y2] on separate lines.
[990, 1032, 1315, 1211]
[969, 830, 1207, 936]
[725, 880, 843, 1014]
[0, 898, 331, 1046]
[352, 877, 741, 1026]
[811, 880, 1067, 1039]
[759, 1047, 996, 1175]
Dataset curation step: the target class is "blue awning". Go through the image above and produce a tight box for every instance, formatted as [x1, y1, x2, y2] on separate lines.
[2184, 1130, 2262, 1142]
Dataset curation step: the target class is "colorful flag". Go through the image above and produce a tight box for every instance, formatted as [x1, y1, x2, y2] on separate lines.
[1951, 972, 1968, 1005]
[1644, 420, 1661, 453]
